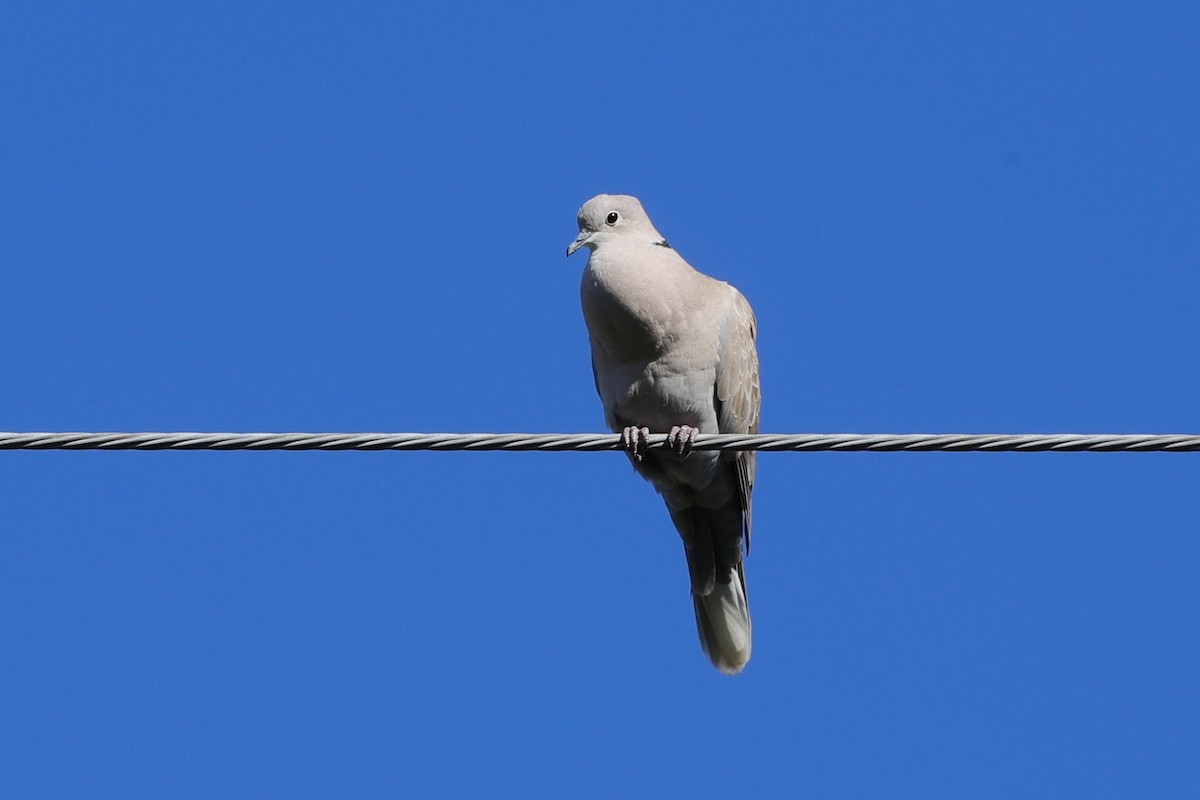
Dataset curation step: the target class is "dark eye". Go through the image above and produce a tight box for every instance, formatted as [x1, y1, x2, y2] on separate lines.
[605, 211, 619, 225]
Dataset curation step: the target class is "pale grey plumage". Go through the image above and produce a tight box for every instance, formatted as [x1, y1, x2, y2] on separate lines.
[567, 194, 761, 674]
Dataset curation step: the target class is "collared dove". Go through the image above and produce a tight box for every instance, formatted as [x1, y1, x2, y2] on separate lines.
[567, 194, 761, 675]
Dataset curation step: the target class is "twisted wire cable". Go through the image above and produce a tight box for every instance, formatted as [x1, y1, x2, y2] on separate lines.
[1, 431, 1198, 452]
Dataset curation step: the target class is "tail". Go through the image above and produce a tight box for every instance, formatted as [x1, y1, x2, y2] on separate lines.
[692, 562, 751, 675]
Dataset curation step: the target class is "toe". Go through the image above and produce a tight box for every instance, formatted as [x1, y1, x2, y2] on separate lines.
[622, 426, 650, 461]
[668, 425, 696, 459]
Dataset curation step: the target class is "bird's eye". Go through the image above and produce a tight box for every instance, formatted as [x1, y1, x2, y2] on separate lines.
[605, 211, 619, 225]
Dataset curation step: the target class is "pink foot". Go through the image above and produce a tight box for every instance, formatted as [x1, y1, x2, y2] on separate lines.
[668, 425, 698, 460]
[621, 426, 651, 461]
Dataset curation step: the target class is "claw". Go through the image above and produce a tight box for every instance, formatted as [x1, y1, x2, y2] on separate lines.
[621, 426, 651, 461]
[668, 425, 698, 460]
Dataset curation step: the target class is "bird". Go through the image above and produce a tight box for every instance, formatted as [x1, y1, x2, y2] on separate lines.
[567, 194, 761, 674]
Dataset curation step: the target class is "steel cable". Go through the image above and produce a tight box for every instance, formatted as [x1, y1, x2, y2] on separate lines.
[1, 431, 1198, 452]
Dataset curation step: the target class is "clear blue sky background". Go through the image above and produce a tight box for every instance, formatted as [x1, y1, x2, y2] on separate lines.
[3, 3, 1198, 797]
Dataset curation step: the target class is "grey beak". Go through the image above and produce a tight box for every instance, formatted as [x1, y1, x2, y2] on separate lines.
[566, 230, 592, 256]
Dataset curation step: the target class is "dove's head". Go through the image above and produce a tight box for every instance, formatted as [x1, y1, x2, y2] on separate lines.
[566, 194, 664, 256]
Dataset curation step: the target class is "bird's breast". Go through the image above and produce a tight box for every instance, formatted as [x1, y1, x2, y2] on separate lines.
[580, 249, 724, 431]
[580, 262, 678, 363]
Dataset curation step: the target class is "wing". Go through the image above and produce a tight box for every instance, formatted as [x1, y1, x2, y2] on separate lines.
[714, 289, 761, 550]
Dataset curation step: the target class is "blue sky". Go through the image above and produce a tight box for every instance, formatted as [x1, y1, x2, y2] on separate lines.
[3, 2, 1198, 796]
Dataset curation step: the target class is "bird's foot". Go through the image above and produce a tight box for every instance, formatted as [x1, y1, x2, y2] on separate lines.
[621, 426, 651, 462]
[668, 425, 698, 460]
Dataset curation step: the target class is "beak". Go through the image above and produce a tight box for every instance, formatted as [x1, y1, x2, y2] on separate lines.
[566, 230, 592, 256]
